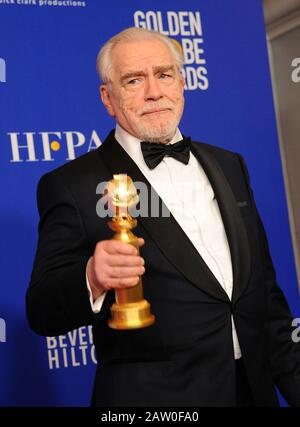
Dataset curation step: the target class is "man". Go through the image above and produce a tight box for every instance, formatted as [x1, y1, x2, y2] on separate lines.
[26, 27, 300, 407]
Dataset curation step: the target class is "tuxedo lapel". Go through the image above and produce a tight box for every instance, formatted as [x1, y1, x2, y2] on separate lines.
[98, 132, 229, 302]
[190, 142, 251, 303]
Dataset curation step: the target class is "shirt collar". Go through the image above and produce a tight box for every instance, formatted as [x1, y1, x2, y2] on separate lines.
[114, 124, 183, 171]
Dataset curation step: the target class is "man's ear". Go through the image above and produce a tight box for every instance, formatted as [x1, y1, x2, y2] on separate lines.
[100, 84, 115, 117]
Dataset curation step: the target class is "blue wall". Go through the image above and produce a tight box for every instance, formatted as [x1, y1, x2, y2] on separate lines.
[0, 0, 298, 406]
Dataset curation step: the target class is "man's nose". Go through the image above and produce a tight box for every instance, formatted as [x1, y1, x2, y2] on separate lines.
[144, 76, 163, 101]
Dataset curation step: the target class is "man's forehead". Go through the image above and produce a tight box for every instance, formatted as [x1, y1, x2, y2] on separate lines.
[112, 39, 173, 63]
[111, 43, 175, 77]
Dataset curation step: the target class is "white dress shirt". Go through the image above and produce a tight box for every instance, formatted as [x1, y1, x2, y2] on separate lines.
[86, 124, 242, 359]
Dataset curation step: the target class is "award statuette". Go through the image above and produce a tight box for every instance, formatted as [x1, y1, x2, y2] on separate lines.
[106, 174, 155, 330]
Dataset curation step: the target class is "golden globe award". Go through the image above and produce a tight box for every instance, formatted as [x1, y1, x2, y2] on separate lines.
[106, 174, 155, 330]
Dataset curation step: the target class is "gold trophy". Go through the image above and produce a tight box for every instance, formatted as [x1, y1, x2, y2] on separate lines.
[106, 174, 155, 330]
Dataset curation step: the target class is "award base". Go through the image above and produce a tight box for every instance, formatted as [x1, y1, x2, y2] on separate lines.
[108, 299, 155, 330]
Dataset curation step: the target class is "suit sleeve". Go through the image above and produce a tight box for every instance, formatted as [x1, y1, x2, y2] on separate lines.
[237, 153, 300, 406]
[26, 171, 95, 337]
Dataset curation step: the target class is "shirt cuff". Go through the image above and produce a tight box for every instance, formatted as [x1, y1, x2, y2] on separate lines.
[86, 263, 106, 313]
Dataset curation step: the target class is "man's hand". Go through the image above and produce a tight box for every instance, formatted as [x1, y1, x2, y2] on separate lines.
[86, 238, 145, 301]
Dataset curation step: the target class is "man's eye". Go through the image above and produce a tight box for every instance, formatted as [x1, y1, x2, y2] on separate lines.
[127, 78, 139, 85]
[160, 73, 171, 79]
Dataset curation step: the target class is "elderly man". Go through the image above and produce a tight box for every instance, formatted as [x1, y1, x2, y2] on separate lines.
[26, 27, 300, 407]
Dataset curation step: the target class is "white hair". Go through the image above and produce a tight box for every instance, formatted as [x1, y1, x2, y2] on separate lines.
[96, 27, 183, 83]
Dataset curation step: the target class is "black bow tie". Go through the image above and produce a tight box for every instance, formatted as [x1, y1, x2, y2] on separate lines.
[140, 137, 191, 170]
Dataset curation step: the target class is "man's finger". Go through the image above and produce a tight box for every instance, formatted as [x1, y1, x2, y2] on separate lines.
[109, 265, 145, 278]
[137, 237, 145, 247]
[106, 277, 140, 289]
[106, 254, 144, 267]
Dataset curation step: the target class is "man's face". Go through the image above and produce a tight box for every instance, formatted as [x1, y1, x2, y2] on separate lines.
[100, 39, 185, 143]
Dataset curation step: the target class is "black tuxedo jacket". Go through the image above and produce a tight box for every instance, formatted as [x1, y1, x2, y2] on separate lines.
[26, 131, 300, 406]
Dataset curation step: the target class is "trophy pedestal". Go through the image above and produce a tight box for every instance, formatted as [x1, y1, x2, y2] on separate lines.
[108, 299, 155, 330]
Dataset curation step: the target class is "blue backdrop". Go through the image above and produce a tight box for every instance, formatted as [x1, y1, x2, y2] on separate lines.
[0, 0, 298, 406]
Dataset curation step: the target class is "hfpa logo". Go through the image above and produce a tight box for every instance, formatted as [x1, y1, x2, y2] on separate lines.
[0, 58, 6, 83]
[0, 318, 6, 343]
[7, 130, 102, 162]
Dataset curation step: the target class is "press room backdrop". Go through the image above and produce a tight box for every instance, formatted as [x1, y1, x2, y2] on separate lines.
[0, 0, 298, 406]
